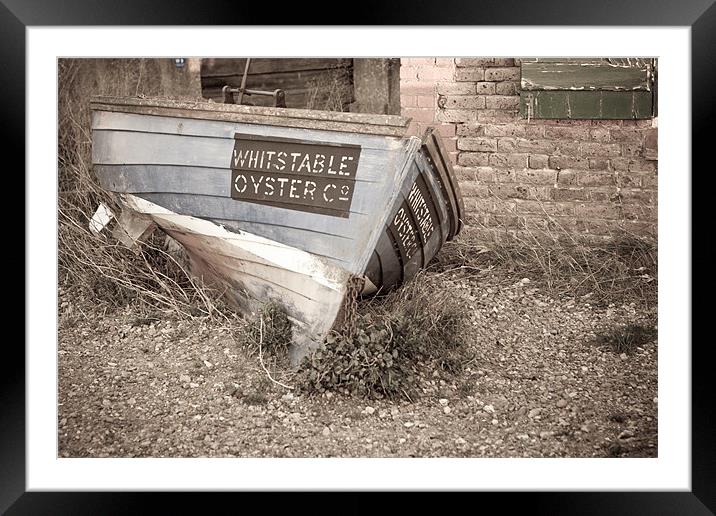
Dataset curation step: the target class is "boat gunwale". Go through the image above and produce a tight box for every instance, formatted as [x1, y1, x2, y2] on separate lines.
[90, 95, 412, 137]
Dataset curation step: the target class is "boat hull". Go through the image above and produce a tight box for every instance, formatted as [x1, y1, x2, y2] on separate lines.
[90, 96, 464, 360]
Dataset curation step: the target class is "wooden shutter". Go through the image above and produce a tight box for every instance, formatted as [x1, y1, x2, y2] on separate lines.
[519, 58, 656, 119]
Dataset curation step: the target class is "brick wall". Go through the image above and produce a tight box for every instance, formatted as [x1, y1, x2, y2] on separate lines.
[399, 58, 658, 241]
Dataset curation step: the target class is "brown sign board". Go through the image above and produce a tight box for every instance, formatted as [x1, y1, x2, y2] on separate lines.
[230, 133, 361, 218]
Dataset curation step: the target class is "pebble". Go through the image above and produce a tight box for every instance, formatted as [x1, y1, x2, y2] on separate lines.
[528, 408, 542, 418]
[322, 427, 331, 437]
[404, 422, 414, 428]
[179, 374, 191, 383]
[438, 398, 449, 406]
[620, 353, 628, 360]
[556, 399, 568, 408]
[491, 419, 499, 426]
[443, 406, 452, 415]
[483, 404, 495, 413]
[364, 406, 375, 415]
[455, 437, 466, 445]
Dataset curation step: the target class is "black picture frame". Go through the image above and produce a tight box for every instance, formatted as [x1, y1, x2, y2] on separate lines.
[8, 1, 709, 513]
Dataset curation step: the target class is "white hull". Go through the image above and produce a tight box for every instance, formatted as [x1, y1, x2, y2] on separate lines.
[121, 195, 352, 364]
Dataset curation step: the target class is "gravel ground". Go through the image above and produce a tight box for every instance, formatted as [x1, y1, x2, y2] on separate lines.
[58, 269, 657, 458]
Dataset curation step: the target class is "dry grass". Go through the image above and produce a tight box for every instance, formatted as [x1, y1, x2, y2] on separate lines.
[304, 68, 354, 112]
[431, 212, 657, 308]
[58, 59, 227, 319]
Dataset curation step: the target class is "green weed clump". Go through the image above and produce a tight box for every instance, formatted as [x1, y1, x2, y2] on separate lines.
[296, 272, 469, 399]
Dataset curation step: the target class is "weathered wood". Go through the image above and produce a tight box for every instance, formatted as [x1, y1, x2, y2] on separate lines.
[520, 90, 653, 119]
[90, 96, 410, 137]
[521, 60, 652, 92]
[201, 58, 352, 78]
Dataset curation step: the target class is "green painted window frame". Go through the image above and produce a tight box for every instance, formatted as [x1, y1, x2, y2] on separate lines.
[519, 58, 657, 120]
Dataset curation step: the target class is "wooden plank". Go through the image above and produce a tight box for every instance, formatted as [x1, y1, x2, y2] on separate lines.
[90, 96, 410, 132]
[91, 111, 404, 151]
[520, 90, 653, 119]
[201, 58, 352, 78]
[91, 131, 404, 182]
[424, 128, 465, 238]
[521, 61, 651, 92]
[201, 68, 350, 90]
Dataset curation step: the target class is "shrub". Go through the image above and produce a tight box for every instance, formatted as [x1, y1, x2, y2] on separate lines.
[296, 272, 470, 399]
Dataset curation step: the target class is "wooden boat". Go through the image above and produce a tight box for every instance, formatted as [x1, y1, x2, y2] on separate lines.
[90, 96, 463, 363]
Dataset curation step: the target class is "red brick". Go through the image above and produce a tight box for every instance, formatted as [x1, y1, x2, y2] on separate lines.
[588, 128, 610, 143]
[486, 95, 520, 110]
[458, 152, 490, 167]
[578, 172, 617, 187]
[609, 128, 644, 144]
[514, 169, 557, 184]
[436, 123, 456, 138]
[441, 138, 457, 152]
[455, 68, 485, 82]
[456, 58, 514, 67]
[516, 139, 559, 154]
[458, 137, 498, 152]
[549, 156, 589, 170]
[401, 95, 417, 108]
[400, 82, 435, 96]
[556, 170, 577, 186]
[644, 128, 658, 160]
[528, 154, 549, 169]
[402, 58, 435, 66]
[443, 95, 486, 110]
[589, 158, 610, 170]
[579, 142, 622, 157]
[619, 188, 655, 204]
[621, 143, 643, 158]
[641, 174, 658, 188]
[553, 188, 588, 201]
[436, 82, 476, 95]
[476, 82, 496, 95]
[496, 82, 519, 95]
[517, 200, 575, 216]
[544, 126, 590, 141]
[622, 204, 656, 221]
[402, 108, 435, 123]
[477, 109, 520, 123]
[484, 67, 521, 81]
[434, 58, 455, 67]
[416, 95, 435, 108]
[457, 124, 485, 137]
[460, 181, 490, 197]
[435, 109, 477, 122]
[484, 124, 526, 138]
[575, 203, 621, 220]
[400, 66, 419, 80]
[488, 153, 528, 169]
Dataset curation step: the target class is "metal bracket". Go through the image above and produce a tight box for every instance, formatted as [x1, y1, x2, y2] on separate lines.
[222, 85, 286, 107]
[221, 57, 286, 107]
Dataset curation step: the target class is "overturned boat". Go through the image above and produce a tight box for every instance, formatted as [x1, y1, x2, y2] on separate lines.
[90, 95, 464, 363]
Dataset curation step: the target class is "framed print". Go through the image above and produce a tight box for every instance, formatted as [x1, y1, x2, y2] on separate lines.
[9, 0, 711, 513]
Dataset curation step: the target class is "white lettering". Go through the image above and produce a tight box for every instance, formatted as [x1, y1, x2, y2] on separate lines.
[233, 173, 248, 194]
[303, 181, 316, 200]
[323, 184, 336, 202]
[276, 151, 286, 171]
[289, 179, 302, 199]
[264, 176, 275, 196]
[251, 175, 264, 194]
[297, 154, 312, 173]
[313, 154, 325, 174]
[338, 155, 353, 176]
[276, 177, 289, 196]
